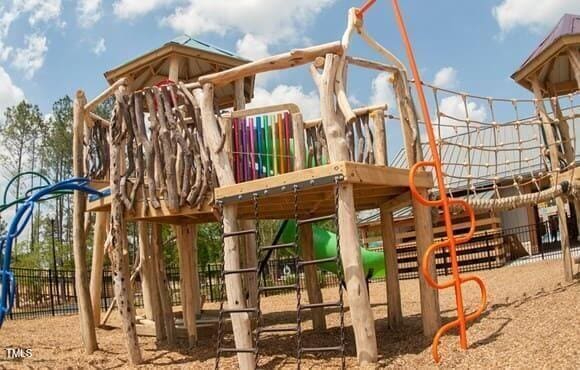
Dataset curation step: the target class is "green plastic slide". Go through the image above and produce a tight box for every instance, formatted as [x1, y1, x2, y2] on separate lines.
[278, 220, 386, 279]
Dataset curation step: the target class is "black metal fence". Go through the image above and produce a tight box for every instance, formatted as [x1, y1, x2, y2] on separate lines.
[6, 219, 579, 321]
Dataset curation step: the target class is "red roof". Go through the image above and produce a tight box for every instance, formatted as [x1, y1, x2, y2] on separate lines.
[519, 13, 580, 69]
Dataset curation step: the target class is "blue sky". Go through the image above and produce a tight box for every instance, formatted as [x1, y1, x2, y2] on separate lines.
[0, 0, 579, 149]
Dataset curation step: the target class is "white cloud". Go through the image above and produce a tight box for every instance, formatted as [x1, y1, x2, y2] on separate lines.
[92, 38, 106, 55]
[370, 72, 395, 108]
[162, 0, 334, 46]
[0, 40, 12, 61]
[113, 0, 175, 19]
[12, 34, 48, 79]
[492, 0, 580, 34]
[77, 0, 102, 28]
[235, 34, 270, 61]
[249, 85, 320, 120]
[433, 67, 458, 89]
[0, 66, 25, 118]
[14, 0, 62, 26]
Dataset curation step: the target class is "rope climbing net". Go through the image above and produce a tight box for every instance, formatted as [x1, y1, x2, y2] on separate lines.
[417, 84, 579, 210]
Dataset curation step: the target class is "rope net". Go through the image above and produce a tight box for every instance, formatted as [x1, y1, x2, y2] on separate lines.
[392, 83, 580, 211]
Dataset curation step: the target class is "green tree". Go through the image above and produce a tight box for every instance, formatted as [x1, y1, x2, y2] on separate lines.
[0, 101, 44, 257]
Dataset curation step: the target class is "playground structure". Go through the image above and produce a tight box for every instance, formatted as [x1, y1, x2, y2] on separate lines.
[1, 2, 580, 369]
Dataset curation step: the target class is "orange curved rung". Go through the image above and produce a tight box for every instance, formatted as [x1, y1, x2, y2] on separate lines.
[356, 0, 488, 362]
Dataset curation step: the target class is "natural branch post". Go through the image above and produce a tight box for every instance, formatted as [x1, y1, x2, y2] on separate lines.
[108, 87, 142, 364]
[300, 223, 326, 331]
[73, 91, 98, 353]
[380, 204, 402, 329]
[194, 83, 254, 370]
[152, 223, 176, 344]
[174, 224, 198, 347]
[392, 71, 441, 337]
[90, 211, 108, 324]
[310, 53, 377, 365]
[531, 77, 574, 282]
[371, 109, 387, 166]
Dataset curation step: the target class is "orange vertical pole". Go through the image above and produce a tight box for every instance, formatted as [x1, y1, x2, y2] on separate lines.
[356, 0, 487, 362]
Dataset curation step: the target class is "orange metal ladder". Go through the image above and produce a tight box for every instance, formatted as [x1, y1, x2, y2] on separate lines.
[356, 0, 487, 362]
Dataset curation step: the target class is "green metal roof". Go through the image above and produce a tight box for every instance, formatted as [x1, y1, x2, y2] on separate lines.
[167, 35, 250, 62]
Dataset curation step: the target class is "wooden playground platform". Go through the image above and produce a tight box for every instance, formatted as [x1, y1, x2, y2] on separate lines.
[87, 162, 433, 222]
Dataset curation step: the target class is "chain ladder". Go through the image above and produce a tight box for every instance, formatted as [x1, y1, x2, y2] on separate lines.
[333, 177, 346, 369]
[215, 200, 226, 370]
[253, 193, 263, 367]
[294, 185, 303, 369]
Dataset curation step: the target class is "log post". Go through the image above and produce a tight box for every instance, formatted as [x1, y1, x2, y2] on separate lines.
[531, 77, 574, 282]
[292, 112, 307, 170]
[568, 48, 580, 242]
[310, 53, 377, 365]
[90, 211, 108, 324]
[137, 222, 159, 320]
[370, 109, 387, 166]
[72, 90, 98, 353]
[379, 204, 402, 329]
[233, 78, 258, 308]
[109, 87, 142, 364]
[195, 83, 254, 370]
[300, 223, 326, 331]
[174, 224, 198, 347]
[392, 71, 441, 337]
[152, 223, 176, 344]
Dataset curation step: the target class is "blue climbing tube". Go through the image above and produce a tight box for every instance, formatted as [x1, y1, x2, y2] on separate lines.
[0, 177, 103, 327]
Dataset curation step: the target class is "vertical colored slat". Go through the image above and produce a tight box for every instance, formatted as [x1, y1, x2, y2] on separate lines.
[271, 114, 278, 175]
[242, 118, 248, 182]
[233, 118, 240, 182]
[255, 116, 262, 178]
[249, 117, 256, 180]
[278, 113, 285, 173]
[284, 112, 292, 172]
[264, 115, 270, 176]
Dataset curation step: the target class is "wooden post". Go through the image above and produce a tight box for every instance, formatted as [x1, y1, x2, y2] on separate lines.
[174, 224, 198, 347]
[137, 222, 159, 320]
[310, 54, 377, 365]
[72, 90, 98, 353]
[531, 78, 574, 282]
[168, 55, 180, 82]
[109, 87, 142, 364]
[379, 204, 402, 329]
[568, 49, 580, 242]
[292, 112, 307, 170]
[233, 78, 258, 308]
[152, 223, 176, 344]
[371, 109, 387, 166]
[392, 72, 441, 337]
[195, 83, 254, 370]
[90, 211, 108, 324]
[300, 223, 326, 331]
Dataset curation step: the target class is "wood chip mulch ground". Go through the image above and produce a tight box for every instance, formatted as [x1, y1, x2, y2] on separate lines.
[0, 259, 578, 369]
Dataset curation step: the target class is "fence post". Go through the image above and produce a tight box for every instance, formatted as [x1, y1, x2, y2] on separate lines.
[540, 221, 546, 260]
[207, 264, 213, 302]
[48, 269, 56, 317]
[484, 231, 493, 268]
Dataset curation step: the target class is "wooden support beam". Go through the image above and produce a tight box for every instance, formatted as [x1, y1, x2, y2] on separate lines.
[174, 224, 198, 347]
[392, 71, 441, 337]
[304, 104, 388, 129]
[531, 77, 574, 282]
[73, 91, 98, 354]
[311, 53, 377, 365]
[568, 48, 580, 87]
[300, 223, 326, 331]
[137, 222, 159, 321]
[370, 109, 387, 166]
[195, 83, 254, 370]
[152, 223, 176, 344]
[109, 87, 142, 364]
[346, 56, 400, 74]
[168, 55, 180, 82]
[90, 211, 108, 324]
[199, 41, 344, 86]
[85, 77, 128, 112]
[379, 204, 402, 329]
